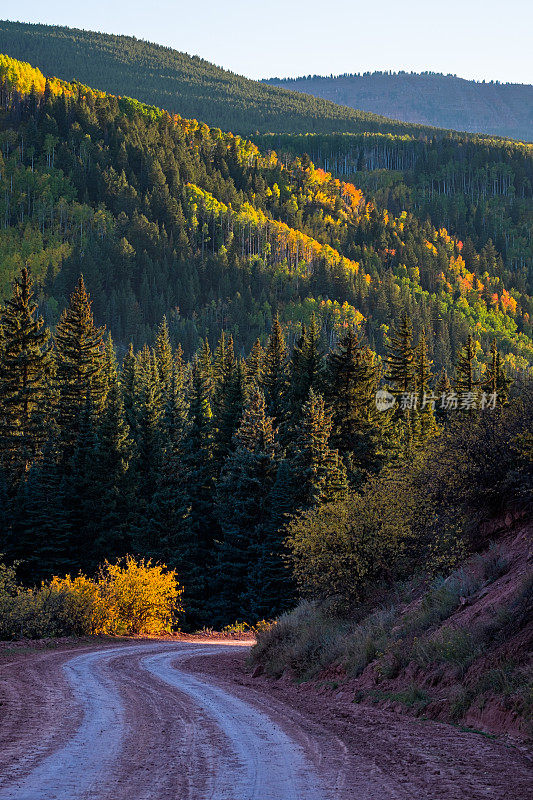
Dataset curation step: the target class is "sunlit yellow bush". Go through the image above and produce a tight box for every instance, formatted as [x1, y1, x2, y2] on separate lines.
[96, 556, 183, 635]
[0, 556, 183, 640]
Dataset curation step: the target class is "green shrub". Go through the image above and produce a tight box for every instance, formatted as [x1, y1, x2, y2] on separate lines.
[412, 627, 485, 670]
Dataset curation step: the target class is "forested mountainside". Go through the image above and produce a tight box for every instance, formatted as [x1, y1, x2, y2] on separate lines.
[265, 73, 533, 143]
[0, 55, 531, 628]
[253, 133, 533, 296]
[0, 20, 495, 138]
[0, 54, 532, 372]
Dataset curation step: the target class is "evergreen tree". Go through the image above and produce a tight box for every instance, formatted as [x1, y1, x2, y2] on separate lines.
[0, 267, 51, 481]
[435, 368, 452, 424]
[93, 377, 133, 561]
[386, 312, 417, 450]
[134, 352, 163, 503]
[326, 326, 386, 484]
[288, 313, 323, 421]
[246, 338, 264, 384]
[8, 448, 68, 583]
[121, 342, 137, 434]
[171, 358, 216, 626]
[278, 388, 347, 510]
[455, 333, 481, 409]
[386, 312, 416, 401]
[213, 358, 247, 468]
[261, 313, 289, 425]
[54, 276, 105, 461]
[61, 399, 99, 572]
[483, 339, 511, 404]
[213, 388, 278, 622]
[102, 333, 119, 397]
[415, 331, 436, 443]
[143, 352, 189, 562]
[155, 316, 173, 395]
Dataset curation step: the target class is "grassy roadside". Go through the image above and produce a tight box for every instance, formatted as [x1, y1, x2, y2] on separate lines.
[250, 531, 533, 741]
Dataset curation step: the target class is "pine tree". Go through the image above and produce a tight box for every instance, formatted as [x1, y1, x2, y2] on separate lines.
[0, 267, 51, 481]
[54, 276, 105, 462]
[93, 377, 133, 561]
[455, 333, 481, 410]
[255, 389, 347, 619]
[326, 326, 386, 484]
[155, 315, 173, 395]
[435, 368, 452, 424]
[386, 312, 416, 401]
[213, 358, 247, 468]
[386, 312, 417, 451]
[8, 448, 68, 583]
[143, 356, 189, 567]
[213, 388, 278, 623]
[277, 388, 347, 511]
[261, 313, 289, 424]
[288, 313, 322, 421]
[102, 333, 119, 398]
[198, 338, 214, 401]
[246, 338, 264, 384]
[134, 352, 163, 503]
[213, 330, 235, 389]
[171, 358, 217, 626]
[61, 399, 99, 572]
[483, 339, 511, 404]
[121, 342, 137, 434]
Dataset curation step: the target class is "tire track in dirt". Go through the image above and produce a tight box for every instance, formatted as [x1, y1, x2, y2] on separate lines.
[0, 642, 329, 800]
[0, 641, 530, 800]
[142, 646, 329, 800]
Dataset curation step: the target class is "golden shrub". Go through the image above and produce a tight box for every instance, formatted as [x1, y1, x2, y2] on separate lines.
[0, 556, 183, 640]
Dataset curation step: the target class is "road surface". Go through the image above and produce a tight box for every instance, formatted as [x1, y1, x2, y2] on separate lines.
[0, 640, 530, 799]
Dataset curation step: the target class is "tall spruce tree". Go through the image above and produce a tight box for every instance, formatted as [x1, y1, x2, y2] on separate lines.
[144, 356, 189, 566]
[415, 331, 436, 443]
[435, 368, 452, 424]
[246, 338, 264, 384]
[172, 357, 217, 626]
[455, 333, 481, 409]
[326, 326, 386, 484]
[483, 339, 511, 404]
[386, 312, 416, 401]
[213, 388, 278, 623]
[155, 316, 173, 395]
[261, 313, 289, 425]
[93, 373, 133, 561]
[288, 313, 323, 422]
[0, 267, 51, 481]
[255, 389, 347, 619]
[386, 312, 417, 450]
[54, 276, 105, 462]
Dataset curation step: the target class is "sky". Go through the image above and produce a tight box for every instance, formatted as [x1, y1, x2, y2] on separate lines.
[5, 0, 533, 85]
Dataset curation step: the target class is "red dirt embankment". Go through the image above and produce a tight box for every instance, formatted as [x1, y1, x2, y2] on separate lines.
[249, 517, 533, 745]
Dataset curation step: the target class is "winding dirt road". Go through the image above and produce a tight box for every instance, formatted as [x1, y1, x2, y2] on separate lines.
[0, 640, 530, 799]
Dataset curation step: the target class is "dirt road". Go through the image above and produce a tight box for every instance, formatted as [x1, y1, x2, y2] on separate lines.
[0, 640, 530, 799]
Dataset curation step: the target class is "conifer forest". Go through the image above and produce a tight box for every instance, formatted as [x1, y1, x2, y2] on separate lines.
[0, 12, 532, 799]
[0, 43, 531, 632]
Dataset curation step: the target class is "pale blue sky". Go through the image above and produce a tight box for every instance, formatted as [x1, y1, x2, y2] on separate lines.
[5, 0, 533, 84]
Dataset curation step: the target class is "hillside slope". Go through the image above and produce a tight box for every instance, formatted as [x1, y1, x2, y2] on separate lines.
[252, 517, 533, 741]
[0, 20, 483, 138]
[265, 72, 533, 143]
[0, 53, 532, 370]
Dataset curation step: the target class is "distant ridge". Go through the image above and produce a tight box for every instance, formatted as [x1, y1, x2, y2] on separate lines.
[264, 72, 533, 142]
[0, 19, 497, 138]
